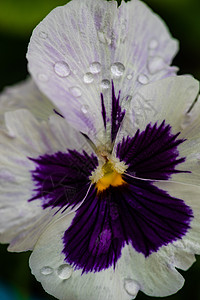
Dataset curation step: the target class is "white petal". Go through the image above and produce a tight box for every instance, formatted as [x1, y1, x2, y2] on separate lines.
[30, 214, 135, 300]
[29, 169, 200, 299]
[116, 75, 200, 185]
[0, 109, 93, 251]
[0, 78, 54, 127]
[126, 76, 199, 135]
[155, 181, 200, 255]
[119, 179, 200, 298]
[119, 245, 185, 297]
[30, 206, 195, 300]
[27, 0, 178, 141]
[174, 94, 200, 185]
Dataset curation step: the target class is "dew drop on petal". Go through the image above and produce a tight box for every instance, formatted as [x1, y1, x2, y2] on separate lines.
[69, 86, 82, 97]
[40, 266, 53, 275]
[101, 79, 110, 89]
[147, 56, 166, 74]
[148, 39, 158, 49]
[57, 264, 73, 280]
[90, 62, 101, 74]
[37, 73, 49, 82]
[83, 72, 94, 84]
[137, 74, 149, 84]
[127, 74, 133, 80]
[39, 31, 48, 39]
[111, 62, 125, 77]
[124, 279, 140, 298]
[54, 61, 70, 78]
[81, 104, 89, 114]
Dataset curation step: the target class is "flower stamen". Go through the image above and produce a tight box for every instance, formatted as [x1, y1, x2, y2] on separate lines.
[92, 161, 126, 193]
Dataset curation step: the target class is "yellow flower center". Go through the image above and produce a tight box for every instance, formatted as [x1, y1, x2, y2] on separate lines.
[96, 161, 125, 193]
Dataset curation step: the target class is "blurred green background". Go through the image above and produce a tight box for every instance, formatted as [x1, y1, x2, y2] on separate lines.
[0, 0, 200, 299]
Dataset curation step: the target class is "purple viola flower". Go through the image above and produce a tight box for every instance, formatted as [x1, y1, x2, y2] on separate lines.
[0, 0, 200, 300]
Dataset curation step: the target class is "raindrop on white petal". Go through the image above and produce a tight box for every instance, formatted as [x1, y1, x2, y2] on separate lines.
[54, 61, 70, 78]
[40, 266, 53, 275]
[57, 264, 73, 280]
[111, 62, 125, 77]
[147, 56, 166, 74]
[81, 104, 89, 114]
[124, 279, 140, 298]
[137, 74, 149, 84]
[69, 86, 82, 97]
[127, 74, 133, 80]
[39, 31, 48, 39]
[148, 39, 158, 50]
[37, 73, 48, 82]
[83, 72, 94, 84]
[101, 79, 110, 89]
[90, 62, 101, 74]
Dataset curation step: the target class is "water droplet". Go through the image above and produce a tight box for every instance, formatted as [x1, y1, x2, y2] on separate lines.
[90, 62, 101, 74]
[124, 279, 140, 298]
[39, 31, 48, 39]
[69, 86, 82, 97]
[127, 74, 133, 80]
[57, 264, 73, 280]
[148, 56, 166, 74]
[97, 31, 111, 45]
[83, 72, 94, 84]
[101, 79, 110, 89]
[137, 74, 149, 84]
[149, 39, 158, 50]
[81, 104, 89, 114]
[54, 61, 70, 78]
[40, 266, 53, 275]
[37, 73, 48, 82]
[111, 62, 125, 77]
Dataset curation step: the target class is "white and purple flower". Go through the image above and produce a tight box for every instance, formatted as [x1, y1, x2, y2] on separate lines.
[1, 0, 200, 299]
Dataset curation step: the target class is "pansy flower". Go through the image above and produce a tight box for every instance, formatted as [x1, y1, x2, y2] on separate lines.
[1, 0, 200, 299]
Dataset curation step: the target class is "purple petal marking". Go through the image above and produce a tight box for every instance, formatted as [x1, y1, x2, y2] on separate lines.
[29, 150, 98, 211]
[62, 121, 192, 273]
[63, 181, 192, 273]
[116, 120, 190, 180]
[111, 81, 125, 142]
[29, 120, 192, 274]
[101, 93, 107, 129]
[63, 185, 125, 273]
[100, 81, 125, 139]
[53, 109, 64, 118]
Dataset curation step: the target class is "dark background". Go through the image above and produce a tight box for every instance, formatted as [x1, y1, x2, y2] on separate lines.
[0, 0, 200, 299]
